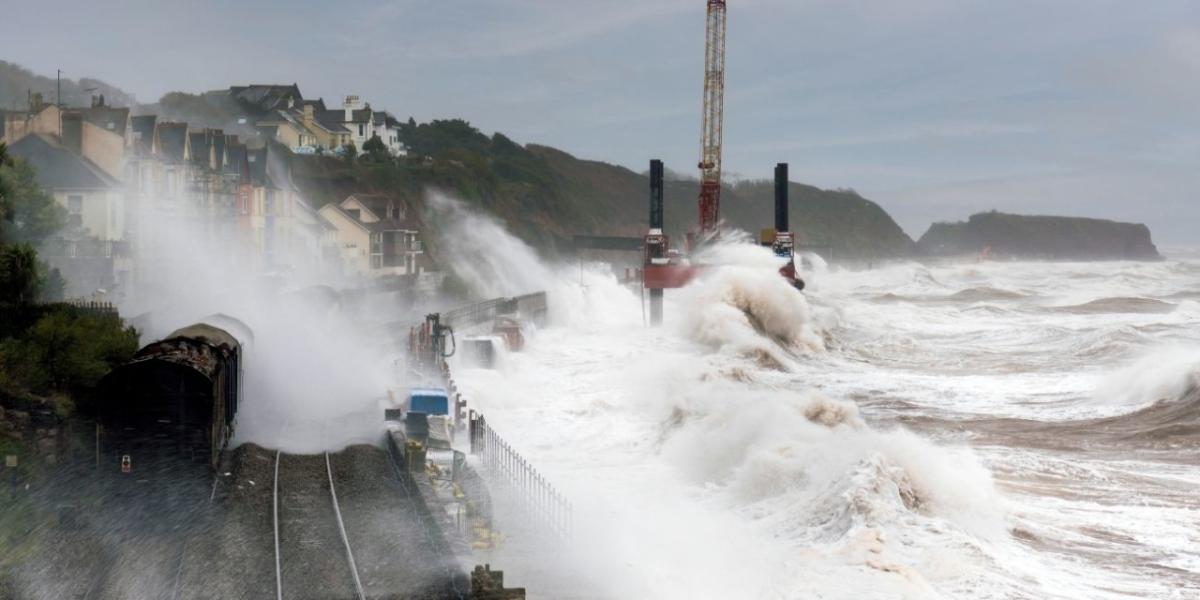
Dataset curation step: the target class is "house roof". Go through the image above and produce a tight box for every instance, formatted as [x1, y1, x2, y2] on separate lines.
[157, 122, 189, 163]
[131, 115, 156, 154]
[223, 141, 248, 178]
[211, 130, 226, 169]
[80, 106, 130, 136]
[247, 144, 297, 191]
[257, 109, 298, 126]
[305, 115, 350, 135]
[374, 111, 402, 129]
[8, 133, 120, 191]
[229, 84, 302, 112]
[321, 200, 418, 234]
[322, 108, 373, 125]
[189, 130, 212, 168]
[342, 193, 403, 221]
[300, 98, 327, 112]
[320, 119, 350, 134]
[318, 203, 372, 234]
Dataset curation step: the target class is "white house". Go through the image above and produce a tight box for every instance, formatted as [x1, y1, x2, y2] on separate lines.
[372, 111, 406, 156]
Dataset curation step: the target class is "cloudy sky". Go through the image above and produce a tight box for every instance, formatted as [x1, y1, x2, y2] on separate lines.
[2, 0, 1197, 243]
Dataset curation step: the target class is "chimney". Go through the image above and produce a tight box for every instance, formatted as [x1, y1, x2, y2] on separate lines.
[303, 104, 314, 125]
[343, 95, 360, 122]
[61, 112, 83, 154]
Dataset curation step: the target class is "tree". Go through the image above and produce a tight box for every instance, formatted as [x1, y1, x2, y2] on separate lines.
[0, 244, 40, 304]
[344, 142, 358, 161]
[0, 151, 64, 245]
[362, 134, 389, 163]
[0, 142, 12, 225]
[0, 308, 138, 394]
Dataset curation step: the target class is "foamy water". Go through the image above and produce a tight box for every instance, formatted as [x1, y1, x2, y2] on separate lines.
[452, 247, 1200, 599]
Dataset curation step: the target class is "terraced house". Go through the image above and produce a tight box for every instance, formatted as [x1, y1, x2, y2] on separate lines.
[2, 83, 423, 298]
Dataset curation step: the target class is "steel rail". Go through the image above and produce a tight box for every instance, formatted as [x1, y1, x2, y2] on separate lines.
[325, 452, 366, 600]
[273, 450, 283, 600]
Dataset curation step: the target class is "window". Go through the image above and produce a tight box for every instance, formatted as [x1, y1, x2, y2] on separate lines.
[67, 195, 83, 228]
[358, 123, 364, 137]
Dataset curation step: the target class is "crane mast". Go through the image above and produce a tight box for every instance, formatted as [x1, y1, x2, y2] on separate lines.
[698, 0, 727, 235]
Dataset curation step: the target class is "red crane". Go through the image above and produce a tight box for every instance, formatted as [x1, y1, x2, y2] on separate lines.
[697, 0, 727, 235]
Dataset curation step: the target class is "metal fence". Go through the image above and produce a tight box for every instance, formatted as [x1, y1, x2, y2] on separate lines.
[468, 413, 571, 541]
[442, 292, 548, 330]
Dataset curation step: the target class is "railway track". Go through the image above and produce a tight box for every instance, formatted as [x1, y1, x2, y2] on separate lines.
[273, 451, 365, 600]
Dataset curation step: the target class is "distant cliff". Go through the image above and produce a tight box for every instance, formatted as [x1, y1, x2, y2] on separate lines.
[917, 212, 1161, 260]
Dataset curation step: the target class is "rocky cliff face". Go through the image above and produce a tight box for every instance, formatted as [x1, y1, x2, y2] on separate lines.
[917, 212, 1161, 260]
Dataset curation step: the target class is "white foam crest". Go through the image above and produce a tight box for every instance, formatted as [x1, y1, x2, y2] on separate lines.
[656, 385, 1005, 543]
[1088, 345, 1200, 414]
[678, 242, 825, 366]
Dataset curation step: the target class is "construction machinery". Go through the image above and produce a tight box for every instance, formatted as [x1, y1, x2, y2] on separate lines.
[763, 163, 805, 291]
[698, 0, 728, 237]
[641, 0, 803, 325]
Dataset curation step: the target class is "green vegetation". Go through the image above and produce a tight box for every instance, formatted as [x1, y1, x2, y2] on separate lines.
[0, 143, 64, 245]
[361, 134, 389, 163]
[289, 119, 916, 260]
[0, 142, 138, 490]
[0, 307, 137, 400]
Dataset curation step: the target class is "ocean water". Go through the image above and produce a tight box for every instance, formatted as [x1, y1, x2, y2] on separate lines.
[451, 244, 1200, 599]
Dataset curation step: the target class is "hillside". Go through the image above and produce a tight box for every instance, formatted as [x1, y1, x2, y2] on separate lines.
[0, 60, 135, 110]
[289, 124, 916, 261]
[917, 211, 1161, 260]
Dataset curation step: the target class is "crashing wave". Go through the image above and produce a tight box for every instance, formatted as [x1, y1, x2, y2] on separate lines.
[679, 244, 826, 368]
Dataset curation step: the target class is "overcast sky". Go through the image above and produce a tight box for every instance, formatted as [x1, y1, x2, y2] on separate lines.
[2, 1, 1197, 243]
